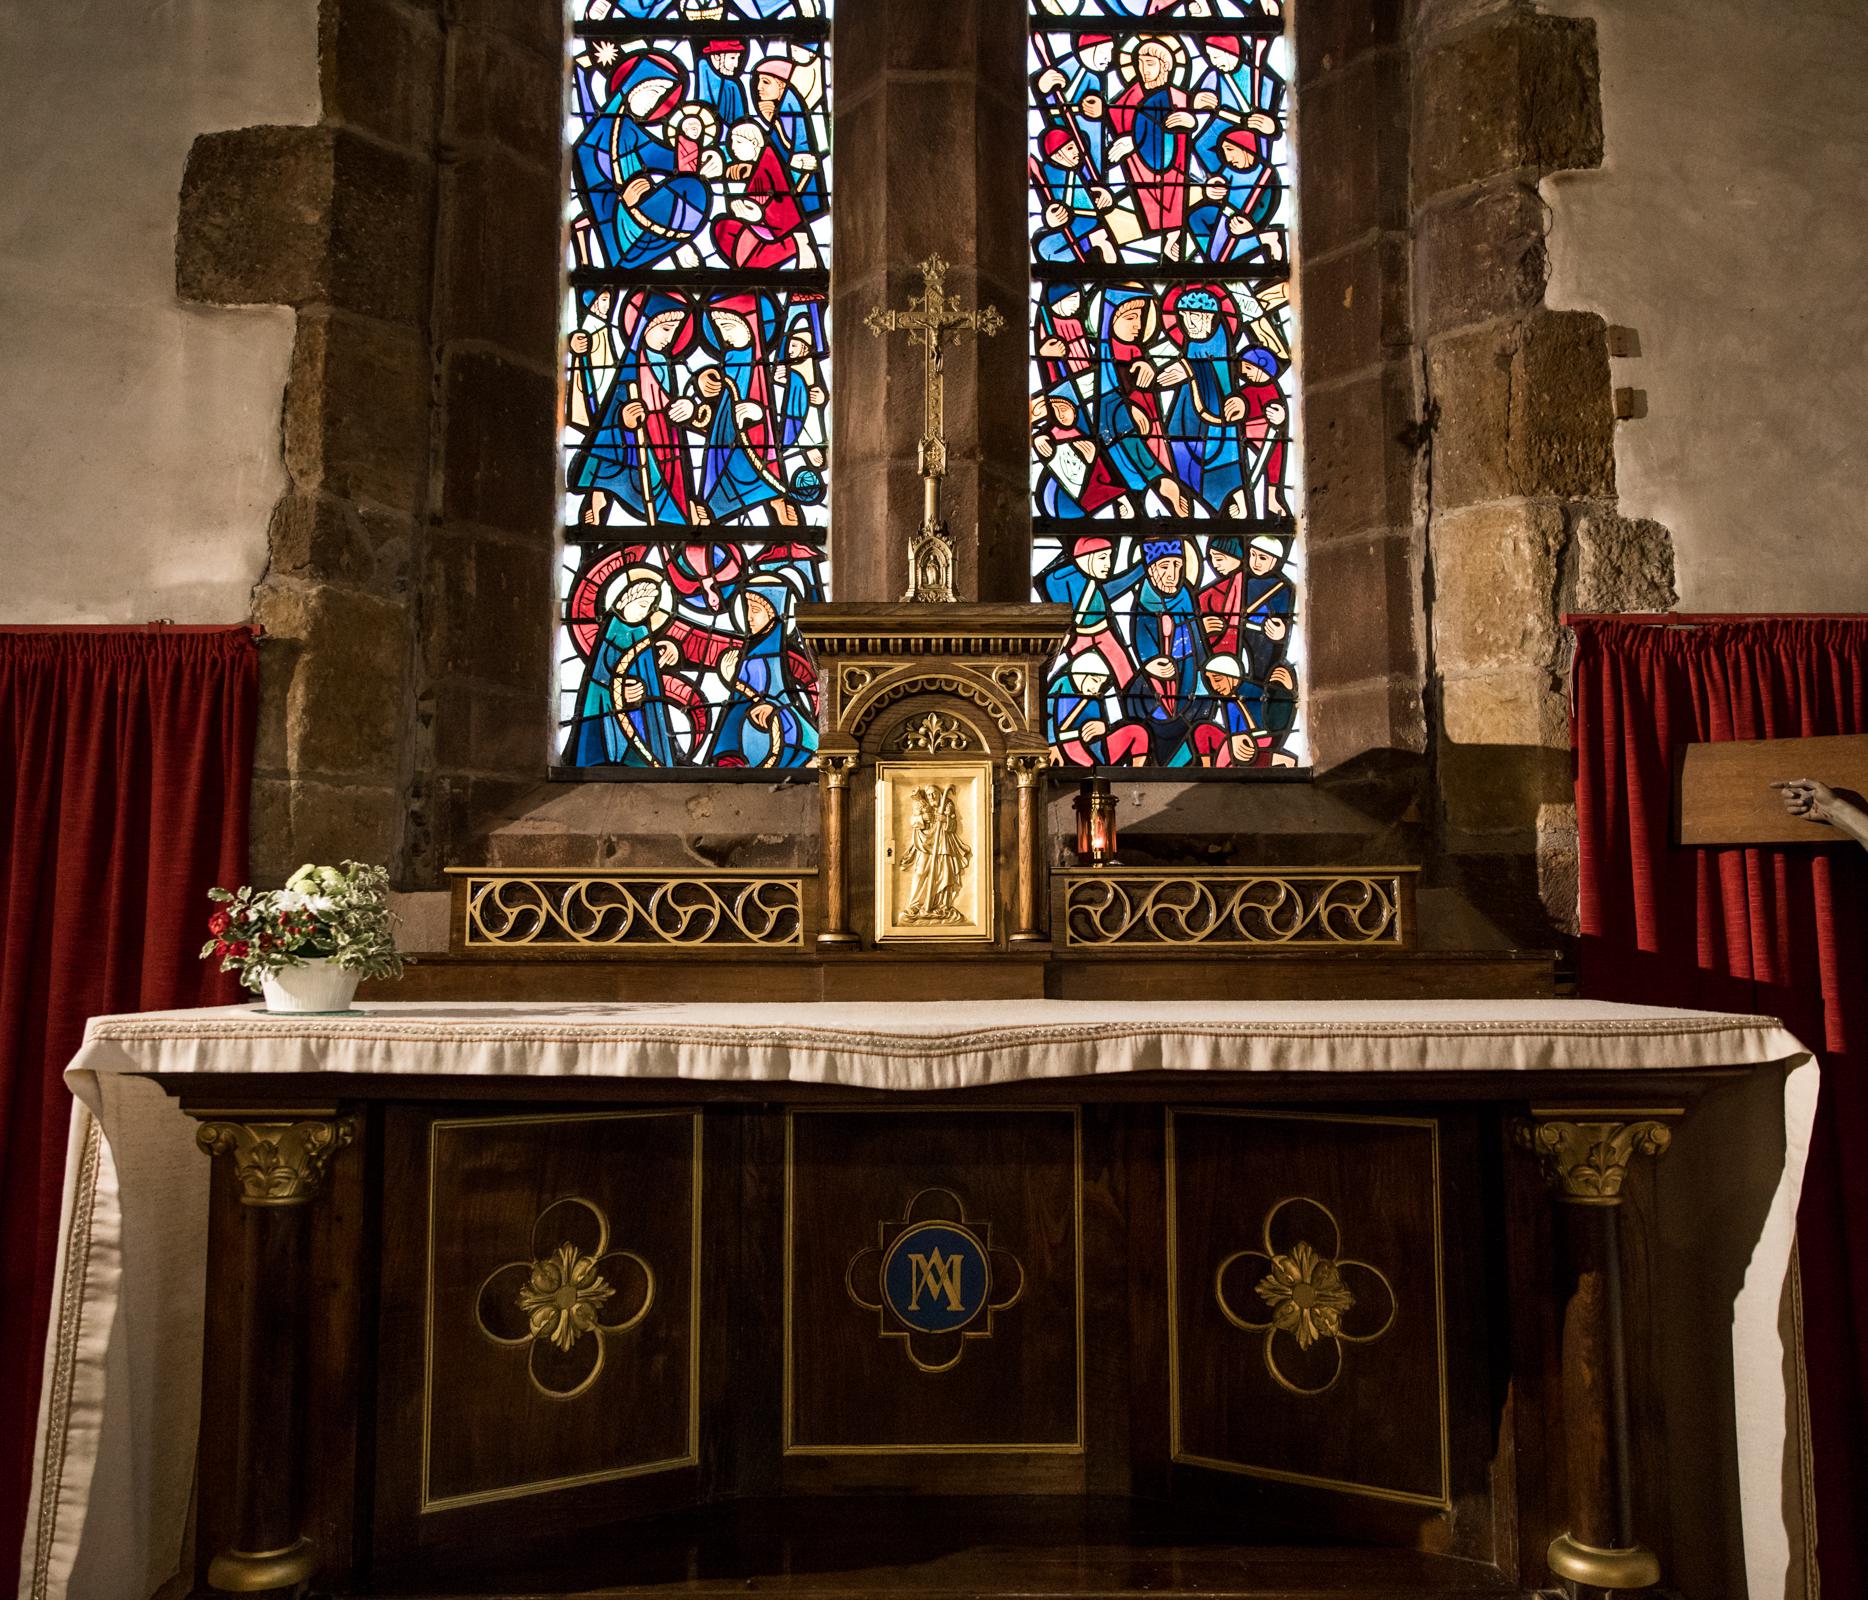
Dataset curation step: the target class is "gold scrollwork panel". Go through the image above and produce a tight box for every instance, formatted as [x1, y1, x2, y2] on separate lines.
[1062, 870, 1413, 951]
[453, 871, 809, 954]
[1167, 1110, 1449, 1508]
[417, 1111, 701, 1513]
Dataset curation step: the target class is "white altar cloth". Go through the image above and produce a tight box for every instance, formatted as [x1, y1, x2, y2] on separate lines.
[22, 999, 1817, 1600]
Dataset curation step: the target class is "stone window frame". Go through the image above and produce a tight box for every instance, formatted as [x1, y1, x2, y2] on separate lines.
[178, 0, 1657, 952]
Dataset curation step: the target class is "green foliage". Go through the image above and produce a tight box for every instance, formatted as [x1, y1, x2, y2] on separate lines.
[200, 860, 405, 994]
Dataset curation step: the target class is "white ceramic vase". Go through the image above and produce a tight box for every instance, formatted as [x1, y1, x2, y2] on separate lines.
[260, 957, 360, 1014]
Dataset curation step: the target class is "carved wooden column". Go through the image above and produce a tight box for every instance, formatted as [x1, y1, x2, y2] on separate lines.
[194, 1113, 355, 1598]
[1007, 752, 1048, 944]
[818, 753, 860, 948]
[1519, 1113, 1673, 1594]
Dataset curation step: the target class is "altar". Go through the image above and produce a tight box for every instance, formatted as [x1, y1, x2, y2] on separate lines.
[26, 1000, 1815, 1600]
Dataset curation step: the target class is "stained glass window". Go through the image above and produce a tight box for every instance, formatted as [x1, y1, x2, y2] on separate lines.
[560, 1, 831, 770]
[1028, 5, 1304, 771]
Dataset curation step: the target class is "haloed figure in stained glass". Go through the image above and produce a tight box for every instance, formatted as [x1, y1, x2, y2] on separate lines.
[708, 573, 818, 769]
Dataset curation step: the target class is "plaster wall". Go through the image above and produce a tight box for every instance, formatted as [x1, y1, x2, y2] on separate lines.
[0, 0, 319, 624]
[1543, 0, 1868, 612]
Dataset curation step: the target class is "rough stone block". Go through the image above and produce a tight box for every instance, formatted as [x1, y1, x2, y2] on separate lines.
[1564, 505, 1677, 615]
[177, 126, 333, 308]
[267, 492, 416, 593]
[446, 26, 563, 170]
[288, 778, 407, 872]
[443, 0, 563, 62]
[1415, 177, 1547, 336]
[1512, 311, 1615, 501]
[178, 124, 433, 325]
[1426, 311, 1614, 508]
[248, 775, 297, 885]
[1297, 0, 1403, 85]
[254, 579, 414, 782]
[469, 688, 552, 775]
[437, 150, 560, 358]
[1301, 232, 1410, 384]
[1298, 51, 1409, 257]
[328, 130, 436, 326]
[1430, 500, 1565, 674]
[1301, 360, 1420, 544]
[1413, 14, 1603, 199]
[324, 0, 443, 152]
[1439, 667, 1565, 749]
[1309, 674, 1428, 771]
[466, 534, 554, 686]
[1304, 530, 1420, 688]
[440, 350, 556, 535]
[884, 81, 982, 262]
[1439, 739, 1569, 838]
[286, 310, 433, 511]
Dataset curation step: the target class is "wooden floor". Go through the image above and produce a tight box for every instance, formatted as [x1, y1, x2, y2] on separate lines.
[381, 1497, 1531, 1599]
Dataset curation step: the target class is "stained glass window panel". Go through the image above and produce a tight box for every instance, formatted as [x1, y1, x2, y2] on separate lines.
[1031, 279, 1294, 522]
[1034, 531, 1301, 767]
[1029, 31, 1289, 269]
[565, 286, 830, 532]
[559, 542, 826, 769]
[574, 1, 824, 19]
[568, 35, 831, 274]
[1034, 0, 1281, 17]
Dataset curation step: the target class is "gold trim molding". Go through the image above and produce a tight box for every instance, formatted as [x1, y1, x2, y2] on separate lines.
[783, 1106, 1086, 1457]
[1547, 1533, 1662, 1589]
[451, 869, 810, 954]
[195, 1117, 354, 1207]
[1166, 1109, 1450, 1509]
[423, 1111, 703, 1513]
[1061, 868, 1415, 951]
[206, 1536, 318, 1594]
[1517, 1116, 1675, 1205]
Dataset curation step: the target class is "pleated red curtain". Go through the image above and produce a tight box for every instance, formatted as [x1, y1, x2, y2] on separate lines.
[1571, 614, 1868, 1594]
[0, 626, 257, 1593]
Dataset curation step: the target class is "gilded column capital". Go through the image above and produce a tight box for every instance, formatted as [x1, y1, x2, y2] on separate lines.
[819, 752, 859, 788]
[196, 1116, 356, 1207]
[1006, 751, 1049, 787]
[1517, 1116, 1673, 1206]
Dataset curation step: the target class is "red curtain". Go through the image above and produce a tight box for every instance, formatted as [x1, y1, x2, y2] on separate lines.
[1571, 614, 1868, 1594]
[0, 626, 256, 1593]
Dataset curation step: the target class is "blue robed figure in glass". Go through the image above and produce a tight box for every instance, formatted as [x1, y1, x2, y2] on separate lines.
[708, 574, 817, 768]
[574, 52, 711, 271]
[572, 568, 682, 767]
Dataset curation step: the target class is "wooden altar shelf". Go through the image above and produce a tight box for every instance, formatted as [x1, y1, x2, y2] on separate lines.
[373, 947, 1553, 1005]
[376, 1496, 1523, 1599]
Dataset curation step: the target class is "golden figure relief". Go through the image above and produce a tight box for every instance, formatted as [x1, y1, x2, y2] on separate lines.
[875, 759, 992, 941]
[900, 785, 972, 924]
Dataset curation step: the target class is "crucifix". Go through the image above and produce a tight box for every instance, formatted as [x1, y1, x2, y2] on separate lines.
[865, 254, 1004, 603]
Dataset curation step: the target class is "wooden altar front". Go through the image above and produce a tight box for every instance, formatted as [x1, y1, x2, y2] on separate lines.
[70, 1002, 1810, 1600]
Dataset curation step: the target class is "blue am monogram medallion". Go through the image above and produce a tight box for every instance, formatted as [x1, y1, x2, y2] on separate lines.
[881, 1221, 992, 1335]
[847, 1189, 1024, 1373]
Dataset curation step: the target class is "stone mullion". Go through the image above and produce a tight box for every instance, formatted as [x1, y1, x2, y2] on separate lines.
[1295, 17, 1426, 775]
[411, 0, 564, 884]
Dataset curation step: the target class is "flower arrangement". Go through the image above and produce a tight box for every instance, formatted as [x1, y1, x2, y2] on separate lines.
[201, 861, 404, 993]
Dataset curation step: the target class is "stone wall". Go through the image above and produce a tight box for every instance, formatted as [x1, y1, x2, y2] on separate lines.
[42, 0, 1861, 949]
[175, 0, 561, 882]
[0, 0, 317, 624]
